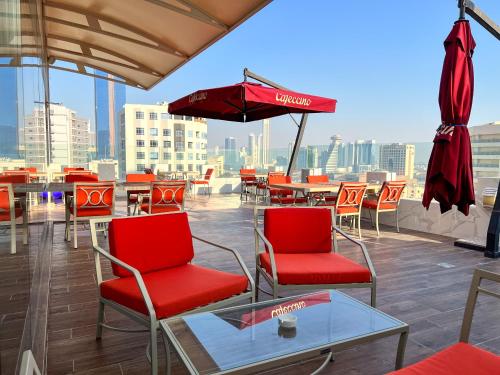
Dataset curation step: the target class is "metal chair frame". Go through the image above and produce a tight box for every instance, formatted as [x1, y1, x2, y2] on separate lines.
[253, 206, 377, 307]
[0, 183, 28, 254]
[65, 182, 115, 249]
[89, 213, 255, 375]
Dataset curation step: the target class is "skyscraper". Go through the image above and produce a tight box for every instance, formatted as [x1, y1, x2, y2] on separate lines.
[306, 145, 319, 168]
[0, 68, 19, 158]
[325, 135, 342, 173]
[94, 72, 126, 160]
[379, 143, 415, 178]
[262, 119, 270, 166]
[257, 133, 263, 166]
[248, 133, 256, 165]
[224, 137, 237, 170]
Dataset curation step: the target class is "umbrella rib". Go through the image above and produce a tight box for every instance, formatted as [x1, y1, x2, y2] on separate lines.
[288, 112, 301, 128]
[223, 100, 243, 112]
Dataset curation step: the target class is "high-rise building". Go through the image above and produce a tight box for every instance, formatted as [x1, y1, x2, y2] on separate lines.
[224, 136, 237, 171]
[379, 143, 415, 178]
[118, 102, 208, 177]
[355, 139, 377, 170]
[306, 145, 319, 168]
[248, 133, 256, 166]
[257, 133, 263, 166]
[0, 68, 19, 158]
[262, 119, 270, 166]
[470, 121, 500, 178]
[22, 103, 90, 170]
[94, 72, 126, 160]
[325, 135, 342, 173]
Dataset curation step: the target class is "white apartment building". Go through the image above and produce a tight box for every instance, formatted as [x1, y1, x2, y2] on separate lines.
[22, 103, 90, 171]
[470, 121, 500, 178]
[379, 143, 415, 179]
[119, 102, 208, 177]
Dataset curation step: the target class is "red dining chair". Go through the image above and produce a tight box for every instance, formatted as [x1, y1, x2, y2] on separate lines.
[0, 173, 31, 210]
[63, 167, 85, 173]
[362, 181, 406, 236]
[240, 168, 258, 201]
[328, 182, 368, 239]
[191, 168, 214, 197]
[306, 175, 337, 203]
[65, 181, 115, 249]
[19, 167, 38, 182]
[0, 183, 28, 254]
[388, 268, 500, 375]
[254, 207, 376, 305]
[89, 212, 254, 375]
[141, 180, 186, 214]
[267, 175, 308, 206]
[125, 173, 157, 215]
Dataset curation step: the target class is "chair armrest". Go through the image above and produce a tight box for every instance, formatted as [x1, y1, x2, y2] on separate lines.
[254, 228, 278, 281]
[93, 244, 157, 320]
[191, 235, 255, 292]
[332, 225, 376, 279]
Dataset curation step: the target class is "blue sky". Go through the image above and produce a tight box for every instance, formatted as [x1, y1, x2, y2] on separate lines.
[48, 0, 500, 148]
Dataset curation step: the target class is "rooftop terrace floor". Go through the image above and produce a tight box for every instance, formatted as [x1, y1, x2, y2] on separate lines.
[2, 194, 500, 374]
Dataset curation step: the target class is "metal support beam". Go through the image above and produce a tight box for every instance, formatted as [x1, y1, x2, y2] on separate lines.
[243, 68, 310, 176]
[464, 0, 500, 40]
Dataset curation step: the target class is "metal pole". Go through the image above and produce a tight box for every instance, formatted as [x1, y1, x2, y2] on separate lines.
[458, 0, 466, 20]
[464, 0, 500, 40]
[243, 68, 309, 176]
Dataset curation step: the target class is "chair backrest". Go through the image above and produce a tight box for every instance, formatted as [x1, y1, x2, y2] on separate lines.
[335, 182, 368, 212]
[307, 175, 329, 183]
[377, 181, 406, 206]
[64, 173, 99, 183]
[108, 212, 194, 277]
[126, 173, 157, 183]
[268, 171, 285, 177]
[240, 169, 256, 182]
[263, 208, 333, 254]
[63, 167, 85, 172]
[204, 168, 214, 181]
[73, 182, 115, 219]
[20, 167, 37, 173]
[149, 180, 186, 211]
[0, 173, 29, 184]
[68, 170, 93, 175]
[0, 183, 15, 221]
[268, 175, 293, 196]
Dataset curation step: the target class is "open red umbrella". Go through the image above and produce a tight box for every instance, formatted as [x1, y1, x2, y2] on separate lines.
[168, 81, 336, 122]
[422, 20, 476, 216]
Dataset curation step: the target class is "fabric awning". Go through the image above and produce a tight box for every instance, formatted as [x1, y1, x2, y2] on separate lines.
[0, 0, 271, 89]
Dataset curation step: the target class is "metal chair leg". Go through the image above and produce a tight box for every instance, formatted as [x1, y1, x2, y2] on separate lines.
[22, 211, 28, 245]
[150, 325, 158, 375]
[73, 217, 78, 249]
[255, 268, 260, 302]
[371, 285, 376, 307]
[396, 209, 400, 233]
[96, 301, 105, 339]
[10, 219, 16, 254]
[358, 214, 362, 239]
[375, 210, 380, 237]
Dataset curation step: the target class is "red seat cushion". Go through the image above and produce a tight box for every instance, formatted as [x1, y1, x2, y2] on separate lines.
[0, 207, 23, 222]
[270, 197, 308, 205]
[140, 204, 181, 214]
[362, 199, 398, 210]
[191, 180, 208, 185]
[264, 208, 332, 254]
[100, 264, 248, 319]
[387, 342, 500, 375]
[336, 206, 361, 214]
[108, 213, 193, 277]
[70, 206, 112, 217]
[257, 183, 267, 189]
[259, 252, 371, 285]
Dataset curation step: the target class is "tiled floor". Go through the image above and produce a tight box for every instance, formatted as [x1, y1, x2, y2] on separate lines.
[3, 194, 500, 374]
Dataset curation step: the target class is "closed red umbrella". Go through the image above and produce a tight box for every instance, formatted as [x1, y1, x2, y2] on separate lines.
[168, 81, 336, 122]
[423, 20, 476, 216]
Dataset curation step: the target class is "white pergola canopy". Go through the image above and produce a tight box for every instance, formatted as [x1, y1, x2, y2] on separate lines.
[1, 0, 271, 89]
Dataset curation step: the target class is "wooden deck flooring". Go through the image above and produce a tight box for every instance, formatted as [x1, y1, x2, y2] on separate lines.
[2, 195, 500, 374]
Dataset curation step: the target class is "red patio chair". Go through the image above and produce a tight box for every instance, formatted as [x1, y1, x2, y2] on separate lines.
[125, 173, 156, 215]
[254, 207, 376, 306]
[191, 168, 214, 197]
[0, 183, 28, 254]
[331, 182, 368, 238]
[0, 173, 31, 209]
[65, 181, 115, 248]
[388, 268, 500, 375]
[362, 181, 406, 236]
[240, 168, 258, 201]
[63, 167, 85, 173]
[267, 175, 308, 206]
[141, 180, 186, 214]
[89, 212, 254, 375]
[307, 174, 337, 203]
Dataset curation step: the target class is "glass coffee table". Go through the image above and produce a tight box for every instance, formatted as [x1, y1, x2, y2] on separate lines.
[160, 291, 408, 374]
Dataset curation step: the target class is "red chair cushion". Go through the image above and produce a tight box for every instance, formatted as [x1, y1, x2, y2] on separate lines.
[264, 208, 332, 254]
[70, 206, 112, 217]
[140, 204, 181, 214]
[0, 207, 23, 222]
[336, 206, 361, 214]
[362, 199, 398, 210]
[259, 252, 371, 285]
[108, 213, 194, 277]
[270, 197, 308, 205]
[191, 180, 209, 185]
[387, 342, 500, 375]
[100, 264, 248, 319]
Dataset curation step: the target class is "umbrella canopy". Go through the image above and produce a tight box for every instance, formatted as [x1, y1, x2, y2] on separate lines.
[168, 81, 337, 122]
[422, 20, 476, 216]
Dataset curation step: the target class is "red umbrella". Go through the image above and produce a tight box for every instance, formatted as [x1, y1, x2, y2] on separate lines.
[423, 20, 476, 216]
[168, 81, 336, 122]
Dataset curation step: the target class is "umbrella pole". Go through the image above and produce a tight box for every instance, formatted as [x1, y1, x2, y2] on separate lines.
[243, 68, 310, 176]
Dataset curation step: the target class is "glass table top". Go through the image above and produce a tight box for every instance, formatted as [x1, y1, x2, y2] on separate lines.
[161, 291, 406, 375]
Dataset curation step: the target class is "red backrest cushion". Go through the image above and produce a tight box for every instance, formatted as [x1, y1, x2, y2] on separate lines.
[307, 175, 329, 183]
[65, 173, 99, 183]
[336, 182, 367, 208]
[151, 181, 186, 206]
[126, 173, 156, 182]
[264, 208, 332, 254]
[204, 168, 214, 180]
[0, 184, 12, 213]
[108, 212, 194, 277]
[268, 174, 288, 185]
[75, 183, 114, 209]
[0, 174, 29, 183]
[379, 181, 406, 204]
